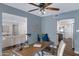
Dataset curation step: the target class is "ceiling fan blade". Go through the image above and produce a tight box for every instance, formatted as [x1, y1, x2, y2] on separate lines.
[40, 3, 52, 8]
[29, 3, 39, 7]
[28, 8, 39, 12]
[46, 7, 59, 11]
[45, 3, 52, 7]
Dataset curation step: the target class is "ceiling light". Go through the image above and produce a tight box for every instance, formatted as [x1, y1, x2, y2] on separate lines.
[41, 9, 46, 15]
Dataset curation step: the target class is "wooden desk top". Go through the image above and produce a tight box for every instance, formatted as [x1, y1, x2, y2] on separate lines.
[14, 42, 50, 56]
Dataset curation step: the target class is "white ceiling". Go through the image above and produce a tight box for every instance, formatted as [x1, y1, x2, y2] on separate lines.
[4, 3, 79, 17]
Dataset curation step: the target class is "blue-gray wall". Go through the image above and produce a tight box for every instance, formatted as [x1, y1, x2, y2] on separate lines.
[0, 5, 2, 55]
[0, 4, 41, 55]
[41, 16, 57, 45]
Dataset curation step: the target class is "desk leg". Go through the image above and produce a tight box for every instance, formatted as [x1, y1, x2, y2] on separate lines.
[37, 52, 41, 56]
[37, 51, 44, 56]
[41, 51, 44, 56]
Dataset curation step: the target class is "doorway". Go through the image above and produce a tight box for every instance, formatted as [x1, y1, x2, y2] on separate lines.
[57, 18, 74, 50]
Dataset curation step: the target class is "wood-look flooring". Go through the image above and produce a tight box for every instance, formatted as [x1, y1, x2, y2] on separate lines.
[2, 45, 79, 56]
[2, 38, 79, 56]
[63, 38, 79, 56]
[2, 47, 79, 56]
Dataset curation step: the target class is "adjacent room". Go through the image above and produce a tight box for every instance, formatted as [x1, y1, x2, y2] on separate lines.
[0, 3, 79, 56]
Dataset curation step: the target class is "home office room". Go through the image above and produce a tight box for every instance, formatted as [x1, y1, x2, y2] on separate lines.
[0, 1, 79, 58]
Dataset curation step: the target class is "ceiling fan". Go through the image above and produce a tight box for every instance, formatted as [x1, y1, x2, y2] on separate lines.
[28, 3, 60, 15]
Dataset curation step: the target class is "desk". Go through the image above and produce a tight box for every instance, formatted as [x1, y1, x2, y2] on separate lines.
[12, 42, 50, 56]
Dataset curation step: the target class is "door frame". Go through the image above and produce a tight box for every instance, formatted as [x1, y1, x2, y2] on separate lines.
[57, 18, 75, 50]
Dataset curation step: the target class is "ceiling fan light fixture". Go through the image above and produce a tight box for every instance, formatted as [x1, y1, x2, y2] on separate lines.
[40, 9, 46, 15]
[29, 3, 59, 15]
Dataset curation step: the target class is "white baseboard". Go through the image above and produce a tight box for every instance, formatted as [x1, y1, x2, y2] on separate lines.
[74, 50, 79, 54]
